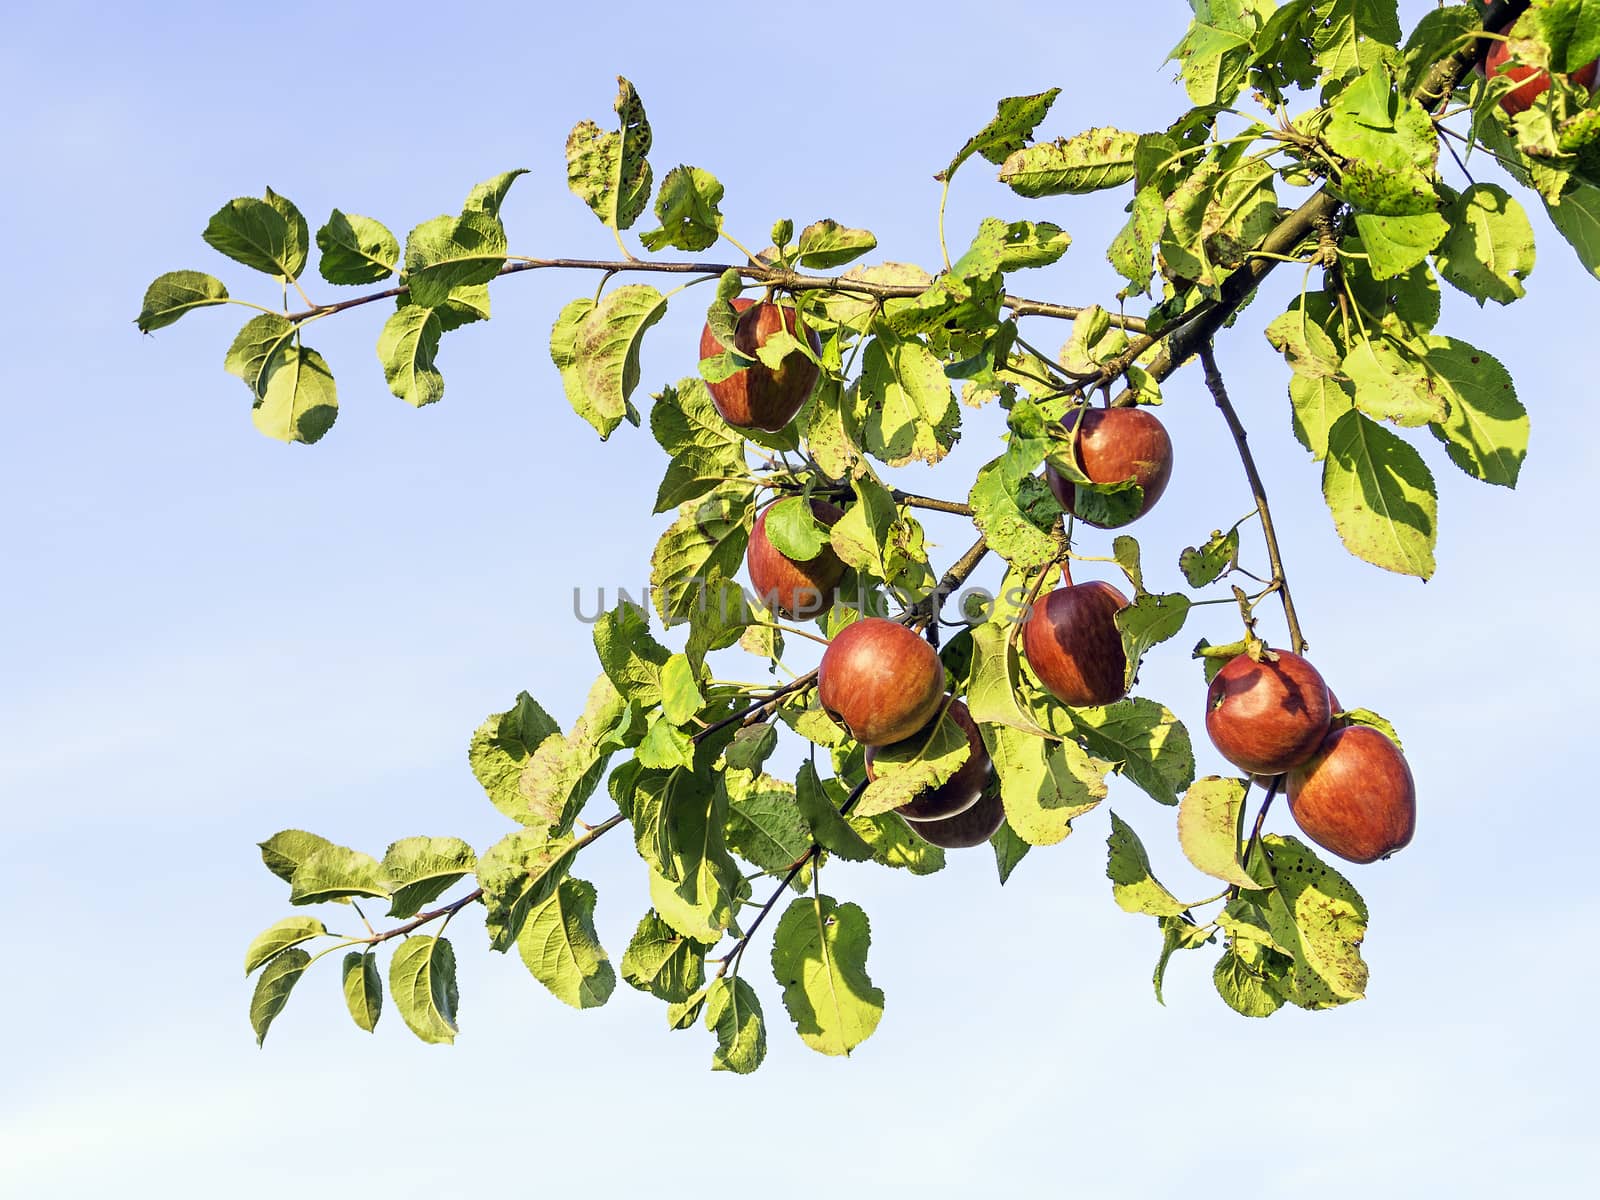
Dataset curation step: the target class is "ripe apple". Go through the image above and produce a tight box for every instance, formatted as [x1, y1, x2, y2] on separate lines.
[817, 618, 945, 747]
[864, 697, 990, 821]
[1484, 23, 1599, 115]
[1021, 580, 1130, 708]
[904, 784, 1004, 849]
[1043, 407, 1174, 528]
[1205, 649, 1332, 776]
[699, 297, 821, 432]
[1287, 726, 1416, 864]
[747, 499, 847, 619]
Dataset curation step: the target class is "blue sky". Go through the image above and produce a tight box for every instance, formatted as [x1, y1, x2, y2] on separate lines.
[3, 1, 1597, 1195]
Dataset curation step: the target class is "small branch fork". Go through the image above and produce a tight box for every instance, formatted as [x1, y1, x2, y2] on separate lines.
[715, 777, 870, 979]
[282, 255, 1148, 330]
[349, 813, 627, 946]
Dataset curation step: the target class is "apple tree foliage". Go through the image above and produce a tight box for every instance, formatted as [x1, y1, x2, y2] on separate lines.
[145, 0, 1597, 1066]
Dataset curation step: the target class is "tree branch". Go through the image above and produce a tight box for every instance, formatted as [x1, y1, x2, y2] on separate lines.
[284, 255, 1147, 330]
[1198, 344, 1305, 655]
[717, 776, 870, 978]
[354, 813, 626, 945]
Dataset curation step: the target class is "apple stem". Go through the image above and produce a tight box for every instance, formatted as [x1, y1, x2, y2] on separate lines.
[1198, 344, 1307, 656]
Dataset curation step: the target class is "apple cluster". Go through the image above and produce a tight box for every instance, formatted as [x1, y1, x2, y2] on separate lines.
[704, 295, 1414, 865]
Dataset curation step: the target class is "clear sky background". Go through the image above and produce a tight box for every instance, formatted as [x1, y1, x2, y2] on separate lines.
[3, 1, 1597, 1195]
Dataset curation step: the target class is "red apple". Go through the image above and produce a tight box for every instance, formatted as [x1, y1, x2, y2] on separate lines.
[1021, 580, 1130, 708]
[1287, 726, 1416, 864]
[817, 618, 945, 747]
[747, 499, 846, 619]
[865, 697, 990, 821]
[1485, 24, 1599, 115]
[1043, 407, 1174, 528]
[1205, 649, 1332, 776]
[904, 785, 1004, 849]
[699, 297, 821, 431]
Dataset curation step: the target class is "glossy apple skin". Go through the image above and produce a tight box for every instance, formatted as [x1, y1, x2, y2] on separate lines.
[1043, 407, 1174, 528]
[699, 297, 821, 431]
[1485, 24, 1599, 115]
[747, 500, 846, 620]
[1021, 581, 1131, 708]
[905, 785, 1004, 849]
[1287, 726, 1416, 864]
[818, 618, 945, 747]
[865, 698, 991, 821]
[1205, 650, 1332, 776]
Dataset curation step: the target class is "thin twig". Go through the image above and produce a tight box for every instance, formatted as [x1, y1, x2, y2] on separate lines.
[283, 256, 1147, 329]
[1198, 344, 1305, 655]
[690, 670, 817, 745]
[716, 777, 870, 979]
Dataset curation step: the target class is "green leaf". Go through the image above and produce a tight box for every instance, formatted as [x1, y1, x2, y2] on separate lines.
[1421, 337, 1528, 487]
[858, 708, 972, 818]
[1176, 776, 1256, 888]
[650, 378, 746, 513]
[1311, 0, 1402, 76]
[476, 831, 579, 950]
[1289, 372, 1357, 461]
[566, 76, 653, 231]
[1115, 592, 1192, 692]
[1070, 699, 1195, 807]
[940, 88, 1060, 182]
[316, 210, 399, 284]
[1213, 941, 1288, 1017]
[468, 692, 561, 825]
[135, 270, 228, 332]
[1179, 526, 1239, 587]
[965, 621, 1051, 738]
[1109, 186, 1165, 293]
[1265, 306, 1343, 379]
[638, 712, 695, 770]
[1168, 1, 1260, 105]
[705, 977, 767, 1073]
[1340, 707, 1403, 749]
[1262, 834, 1369, 1007]
[389, 936, 460, 1044]
[651, 483, 755, 625]
[635, 771, 744, 942]
[771, 894, 884, 1057]
[519, 676, 637, 837]
[803, 377, 863, 480]
[403, 210, 507, 308]
[259, 829, 336, 885]
[723, 724, 778, 773]
[850, 812, 948, 875]
[288, 845, 390, 906]
[463, 169, 528, 218]
[1323, 72, 1440, 216]
[640, 165, 724, 252]
[517, 876, 615, 1010]
[1352, 211, 1449, 280]
[999, 127, 1139, 197]
[550, 285, 668, 440]
[341, 952, 382, 1032]
[1545, 184, 1600, 279]
[1322, 409, 1438, 578]
[1344, 335, 1443, 427]
[382, 837, 477, 919]
[244, 917, 326, 975]
[1106, 812, 1186, 918]
[795, 764, 873, 861]
[249, 948, 310, 1046]
[376, 305, 444, 407]
[985, 724, 1107, 847]
[660, 654, 704, 726]
[796, 219, 878, 269]
[593, 600, 671, 707]
[724, 772, 813, 875]
[252, 344, 339, 445]
[1434, 184, 1536, 304]
[968, 455, 1064, 570]
[622, 910, 706, 1003]
[990, 819, 1030, 883]
[860, 332, 958, 468]
[204, 189, 308, 279]
[827, 473, 898, 580]
[763, 496, 831, 561]
[224, 314, 296, 397]
[1153, 914, 1213, 1004]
